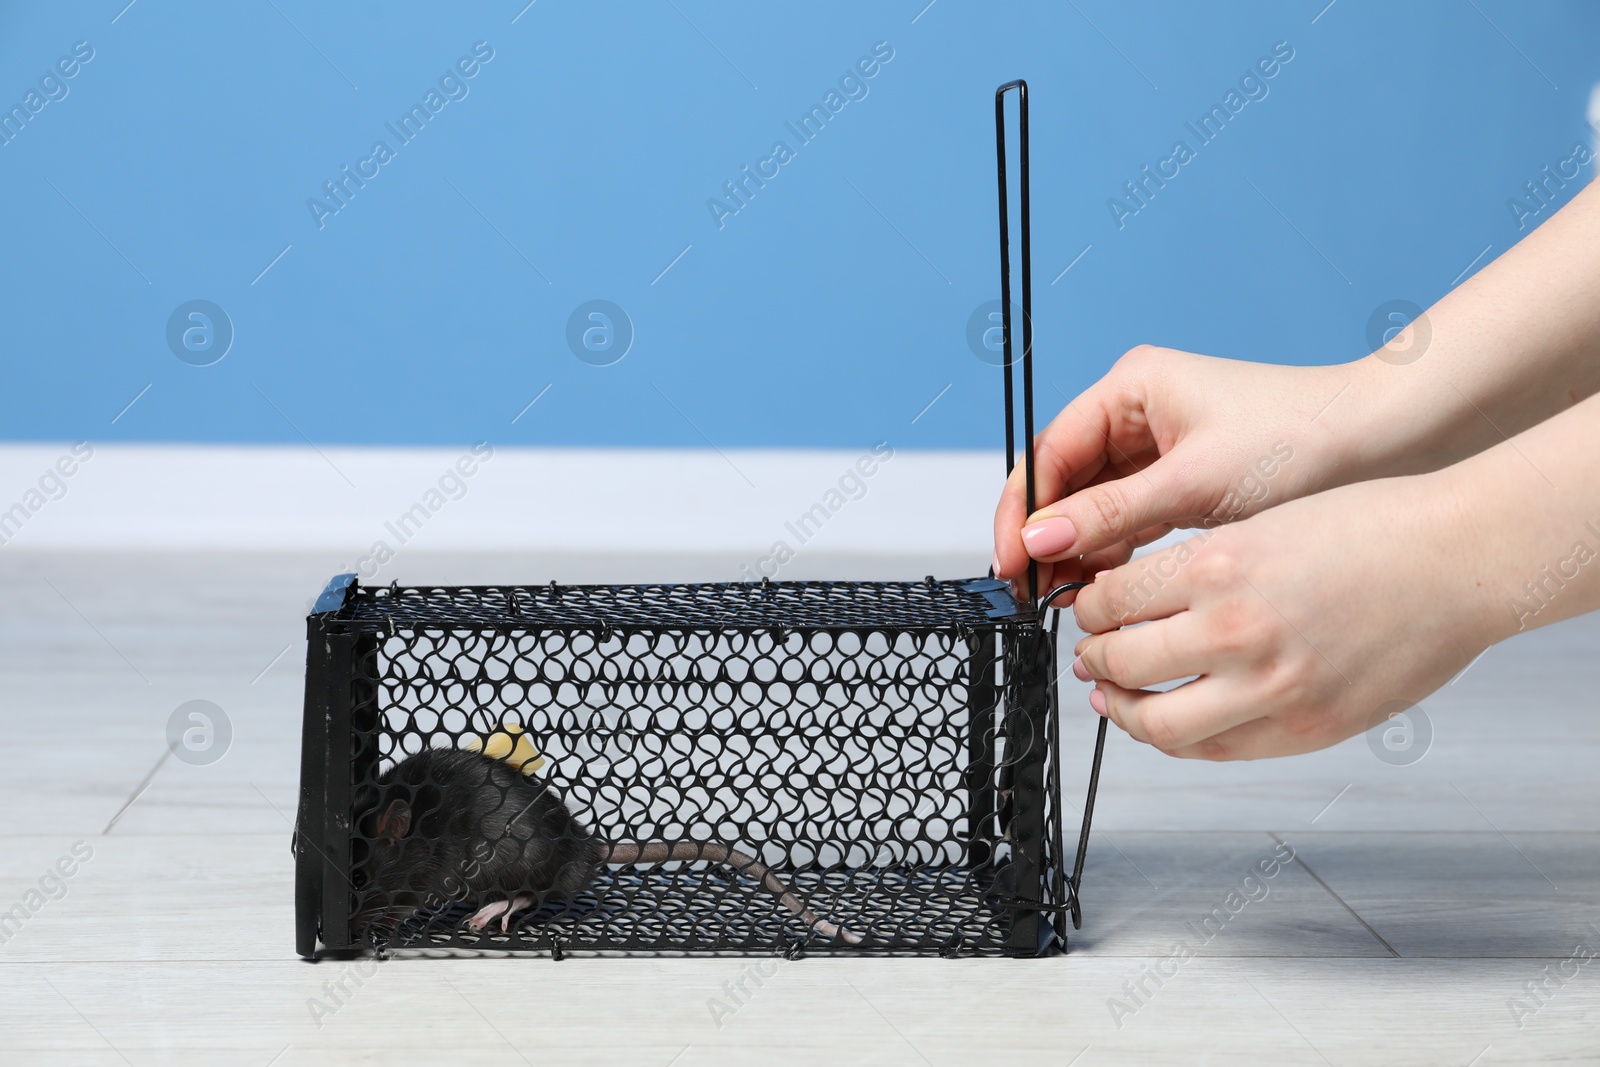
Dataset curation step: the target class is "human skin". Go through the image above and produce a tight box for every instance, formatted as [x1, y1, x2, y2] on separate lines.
[992, 179, 1600, 760]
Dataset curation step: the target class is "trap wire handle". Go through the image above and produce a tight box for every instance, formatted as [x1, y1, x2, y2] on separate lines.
[995, 79, 1038, 613]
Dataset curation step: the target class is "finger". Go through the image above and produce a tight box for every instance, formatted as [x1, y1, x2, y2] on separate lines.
[1046, 544, 1135, 590]
[1092, 676, 1261, 753]
[1009, 541, 1135, 605]
[994, 378, 1153, 578]
[994, 422, 1110, 573]
[1081, 541, 1135, 577]
[1005, 557, 1060, 604]
[1064, 448, 1151, 495]
[1033, 466, 1176, 561]
[1087, 679, 1151, 744]
[1164, 715, 1320, 762]
[995, 444, 1109, 581]
[1072, 540, 1203, 633]
[1073, 613, 1211, 691]
[1126, 522, 1177, 550]
[1021, 451, 1204, 563]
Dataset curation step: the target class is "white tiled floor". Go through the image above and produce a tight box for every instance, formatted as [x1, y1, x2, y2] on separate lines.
[2, 550, 1598, 1065]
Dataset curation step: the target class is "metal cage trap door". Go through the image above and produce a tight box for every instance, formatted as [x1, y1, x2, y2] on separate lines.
[993, 78, 1112, 947]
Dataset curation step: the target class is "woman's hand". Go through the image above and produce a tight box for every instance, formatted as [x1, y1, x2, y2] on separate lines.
[1000, 183, 1600, 761]
[993, 345, 1357, 599]
[997, 182, 1600, 603]
[1067, 471, 1496, 760]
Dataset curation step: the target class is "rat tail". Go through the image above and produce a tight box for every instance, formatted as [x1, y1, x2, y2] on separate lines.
[604, 841, 864, 946]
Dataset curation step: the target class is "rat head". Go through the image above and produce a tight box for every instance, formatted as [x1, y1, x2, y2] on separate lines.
[350, 756, 485, 941]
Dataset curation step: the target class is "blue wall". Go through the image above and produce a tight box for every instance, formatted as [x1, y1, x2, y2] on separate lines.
[1, 1, 1596, 449]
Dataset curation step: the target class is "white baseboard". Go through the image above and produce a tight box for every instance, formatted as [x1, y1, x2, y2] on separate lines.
[0, 443, 1006, 562]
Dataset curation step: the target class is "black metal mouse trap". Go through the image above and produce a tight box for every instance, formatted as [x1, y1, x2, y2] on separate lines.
[294, 80, 1109, 959]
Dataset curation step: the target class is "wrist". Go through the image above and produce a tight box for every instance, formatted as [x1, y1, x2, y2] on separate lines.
[1309, 353, 1470, 489]
[1425, 454, 1537, 650]
[1294, 357, 1405, 492]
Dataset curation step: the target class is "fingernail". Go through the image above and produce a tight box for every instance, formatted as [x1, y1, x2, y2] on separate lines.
[1021, 517, 1077, 558]
[991, 552, 1001, 578]
[1089, 688, 1107, 717]
[1072, 655, 1090, 682]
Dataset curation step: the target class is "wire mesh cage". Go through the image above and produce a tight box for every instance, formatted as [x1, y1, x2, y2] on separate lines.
[293, 78, 1109, 960]
[294, 575, 1096, 958]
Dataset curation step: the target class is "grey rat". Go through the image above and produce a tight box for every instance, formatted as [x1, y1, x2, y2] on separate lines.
[351, 749, 862, 944]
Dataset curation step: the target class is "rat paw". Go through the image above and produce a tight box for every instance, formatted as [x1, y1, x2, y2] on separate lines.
[500, 892, 536, 932]
[466, 899, 511, 931]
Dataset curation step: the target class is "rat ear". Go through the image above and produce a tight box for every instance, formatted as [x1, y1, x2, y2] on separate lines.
[377, 798, 412, 840]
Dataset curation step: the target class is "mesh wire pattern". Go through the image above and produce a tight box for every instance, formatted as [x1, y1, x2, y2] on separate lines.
[338, 576, 1034, 632]
[295, 576, 1072, 958]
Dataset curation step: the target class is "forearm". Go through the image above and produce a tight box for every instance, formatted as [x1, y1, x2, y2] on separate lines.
[1442, 388, 1600, 645]
[1327, 178, 1600, 484]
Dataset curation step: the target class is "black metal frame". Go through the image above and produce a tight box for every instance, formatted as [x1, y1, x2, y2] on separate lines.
[292, 80, 1108, 960]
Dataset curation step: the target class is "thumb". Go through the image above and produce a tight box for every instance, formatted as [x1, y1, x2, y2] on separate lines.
[1020, 456, 1198, 562]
